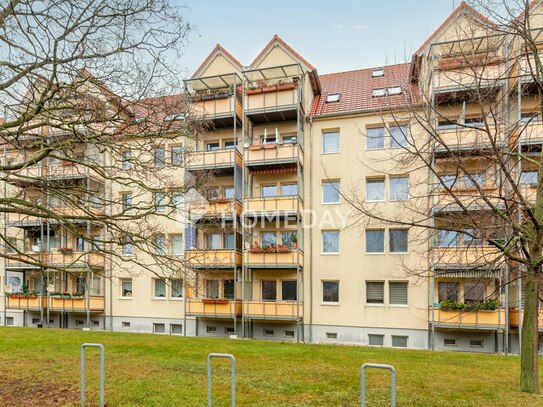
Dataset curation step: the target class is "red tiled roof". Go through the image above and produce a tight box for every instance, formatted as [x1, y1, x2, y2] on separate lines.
[191, 44, 243, 79]
[309, 63, 421, 117]
[250, 34, 316, 71]
[414, 1, 497, 56]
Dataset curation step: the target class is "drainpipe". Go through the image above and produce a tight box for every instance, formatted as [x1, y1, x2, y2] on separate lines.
[308, 116, 314, 343]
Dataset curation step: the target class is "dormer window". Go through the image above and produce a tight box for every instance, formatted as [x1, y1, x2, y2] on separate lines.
[326, 93, 341, 103]
[372, 69, 385, 77]
[387, 86, 402, 96]
[372, 88, 386, 97]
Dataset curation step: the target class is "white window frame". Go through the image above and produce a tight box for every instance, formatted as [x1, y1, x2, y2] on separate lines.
[322, 180, 340, 204]
[321, 230, 340, 254]
[322, 131, 340, 154]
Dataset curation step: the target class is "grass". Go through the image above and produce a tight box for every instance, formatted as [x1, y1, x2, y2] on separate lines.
[0, 327, 542, 406]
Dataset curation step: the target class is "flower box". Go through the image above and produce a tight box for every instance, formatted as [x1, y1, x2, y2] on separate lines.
[202, 299, 229, 304]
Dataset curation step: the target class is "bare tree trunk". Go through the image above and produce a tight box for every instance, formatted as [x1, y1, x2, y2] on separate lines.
[521, 269, 539, 393]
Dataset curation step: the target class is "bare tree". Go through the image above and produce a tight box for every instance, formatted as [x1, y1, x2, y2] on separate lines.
[341, 0, 543, 394]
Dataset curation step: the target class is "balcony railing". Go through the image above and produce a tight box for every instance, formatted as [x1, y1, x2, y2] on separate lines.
[509, 309, 543, 331]
[5, 251, 104, 269]
[433, 59, 502, 92]
[186, 298, 241, 318]
[433, 246, 501, 266]
[185, 148, 242, 171]
[432, 307, 506, 330]
[7, 162, 103, 186]
[48, 295, 105, 312]
[433, 185, 501, 212]
[434, 126, 505, 153]
[185, 249, 242, 269]
[244, 300, 303, 320]
[6, 295, 47, 310]
[244, 142, 303, 168]
[190, 91, 242, 122]
[6, 206, 104, 227]
[189, 199, 241, 221]
[244, 196, 303, 216]
[245, 248, 303, 269]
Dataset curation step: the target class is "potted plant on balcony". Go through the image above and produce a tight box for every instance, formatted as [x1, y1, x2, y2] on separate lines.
[72, 292, 84, 298]
[277, 244, 290, 253]
[59, 247, 73, 255]
[250, 242, 262, 253]
[291, 235, 298, 249]
[439, 299, 465, 311]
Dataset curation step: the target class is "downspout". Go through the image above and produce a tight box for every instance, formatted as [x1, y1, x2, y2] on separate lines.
[308, 116, 314, 343]
[3, 144, 6, 327]
[241, 75, 246, 339]
[108, 151, 114, 331]
[517, 34, 523, 357]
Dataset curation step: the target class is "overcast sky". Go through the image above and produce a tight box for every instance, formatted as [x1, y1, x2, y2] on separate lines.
[178, 0, 461, 77]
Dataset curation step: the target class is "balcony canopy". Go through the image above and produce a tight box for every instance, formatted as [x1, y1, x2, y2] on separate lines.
[184, 72, 242, 93]
[243, 63, 302, 85]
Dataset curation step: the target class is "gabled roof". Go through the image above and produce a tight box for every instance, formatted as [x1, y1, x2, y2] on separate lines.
[191, 44, 243, 79]
[515, 0, 542, 23]
[414, 1, 496, 56]
[310, 63, 421, 117]
[250, 34, 316, 71]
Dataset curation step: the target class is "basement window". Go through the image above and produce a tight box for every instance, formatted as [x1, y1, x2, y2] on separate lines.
[372, 69, 385, 77]
[470, 339, 484, 348]
[225, 326, 235, 334]
[122, 321, 130, 328]
[6, 317, 14, 326]
[368, 334, 384, 346]
[171, 324, 183, 335]
[153, 323, 165, 334]
[206, 326, 217, 333]
[263, 329, 275, 337]
[326, 332, 338, 339]
[444, 338, 458, 347]
[284, 330, 295, 338]
[326, 93, 341, 103]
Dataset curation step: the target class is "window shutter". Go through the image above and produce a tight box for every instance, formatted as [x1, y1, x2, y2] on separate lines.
[389, 282, 408, 305]
[366, 282, 384, 303]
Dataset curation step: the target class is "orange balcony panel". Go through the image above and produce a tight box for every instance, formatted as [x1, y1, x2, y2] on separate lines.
[245, 249, 303, 269]
[434, 185, 500, 210]
[6, 251, 104, 269]
[186, 249, 241, 269]
[432, 307, 506, 330]
[192, 95, 242, 121]
[186, 298, 241, 318]
[509, 309, 543, 330]
[186, 149, 242, 171]
[244, 300, 303, 320]
[244, 196, 303, 216]
[434, 63, 502, 91]
[244, 83, 299, 113]
[46, 163, 102, 181]
[189, 200, 241, 220]
[6, 295, 46, 310]
[48, 295, 104, 312]
[434, 247, 501, 266]
[435, 127, 505, 152]
[244, 143, 303, 168]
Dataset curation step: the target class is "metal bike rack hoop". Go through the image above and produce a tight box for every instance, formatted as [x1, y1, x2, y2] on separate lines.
[80, 343, 105, 407]
[207, 353, 236, 407]
[360, 363, 396, 407]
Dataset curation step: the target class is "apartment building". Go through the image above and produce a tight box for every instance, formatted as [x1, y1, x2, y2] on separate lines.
[2, 1, 543, 354]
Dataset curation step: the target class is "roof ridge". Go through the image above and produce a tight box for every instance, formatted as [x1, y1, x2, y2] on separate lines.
[319, 63, 411, 77]
[191, 44, 242, 79]
[249, 34, 316, 71]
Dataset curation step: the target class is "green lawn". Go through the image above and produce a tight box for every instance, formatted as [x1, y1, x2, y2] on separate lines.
[0, 327, 542, 406]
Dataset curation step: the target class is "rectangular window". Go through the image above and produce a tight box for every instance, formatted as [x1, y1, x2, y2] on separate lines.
[366, 281, 384, 304]
[464, 173, 484, 187]
[464, 282, 485, 303]
[282, 134, 297, 144]
[121, 278, 132, 298]
[326, 93, 340, 103]
[263, 329, 275, 337]
[439, 174, 458, 189]
[387, 86, 402, 96]
[470, 339, 484, 348]
[437, 118, 458, 130]
[171, 145, 183, 166]
[322, 131, 340, 154]
[154, 147, 166, 168]
[281, 231, 297, 250]
[368, 334, 384, 346]
[6, 317, 14, 326]
[154, 192, 167, 212]
[438, 282, 459, 302]
[326, 332, 338, 339]
[366, 230, 384, 253]
[261, 232, 277, 248]
[262, 280, 277, 301]
[367, 127, 385, 150]
[224, 140, 235, 149]
[520, 170, 538, 185]
[206, 234, 221, 249]
[444, 338, 458, 346]
[390, 125, 409, 148]
[225, 327, 235, 334]
[122, 321, 130, 328]
[366, 178, 385, 201]
[520, 112, 539, 122]
[322, 181, 340, 204]
[464, 116, 485, 127]
[153, 323, 165, 334]
[372, 88, 386, 97]
[284, 330, 295, 338]
[282, 280, 297, 301]
[322, 281, 339, 303]
[154, 279, 166, 298]
[171, 279, 183, 298]
[154, 234, 166, 255]
[206, 326, 217, 333]
[206, 280, 219, 299]
[206, 187, 221, 200]
[171, 324, 183, 335]
[390, 177, 408, 201]
[322, 231, 339, 253]
[121, 150, 131, 170]
[392, 335, 408, 347]
[390, 229, 408, 253]
[223, 233, 235, 249]
[121, 236, 133, 255]
[262, 184, 278, 198]
[224, 186, 235, 199]
[224, 280, 235, 300]
[389, 282, 408, 305]
[372, 69, 384, 77]
[75, 236, 85, 252]
[281, 183, 298, 196]
[206, 142, 220, 151]
[438, 230, 458, 247]
[121, 193, 132, 211]
[172, 192, 183, 212]
[170, 234, 183, 255]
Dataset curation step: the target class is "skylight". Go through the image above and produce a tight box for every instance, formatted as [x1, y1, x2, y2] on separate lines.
[388, 86, 402, 96]
[326, 93, 341, 103]
[372, 88, 386, 97]
[372, 69, 385, 78]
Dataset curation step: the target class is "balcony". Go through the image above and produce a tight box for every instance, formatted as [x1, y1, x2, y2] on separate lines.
[6, 206, 104, 228]
[5, 251, 104, 270]
[433, 185, 501, 213]
[433, 246, 501, 267]
[6, 295, 46, 310]
[189, 199, 242, 222]
[244, 196, 303, 218]
[509, 309, 543, 331]
[7, 162, 103, 187]
[433, 57, 502, 94]
[244, 142, 303, 169]
[244, 64, 303, 123]
[186, 298, 241, 319]
[185, 148, 242, 173]
[434, 126, 504, 154]
[48, 295, 105, 312]
[185, 249, 241, 269]
[432, 307, 506, 330]
[245, 248, 303, 269]
[244, 300, 303, 321]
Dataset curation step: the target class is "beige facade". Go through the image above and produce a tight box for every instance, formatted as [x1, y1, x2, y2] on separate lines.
[3, 2, 543, 353]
